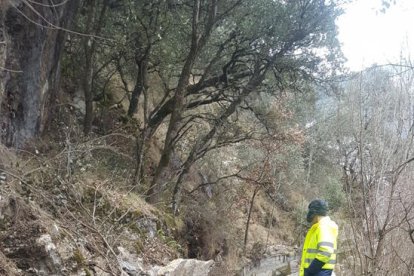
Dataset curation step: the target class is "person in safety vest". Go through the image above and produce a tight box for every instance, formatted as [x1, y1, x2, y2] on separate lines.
[299, 199, 338, 276]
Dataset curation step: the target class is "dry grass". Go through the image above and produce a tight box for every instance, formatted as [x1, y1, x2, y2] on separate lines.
[0, 250, 19, 276]
[0, 129, 188, 273]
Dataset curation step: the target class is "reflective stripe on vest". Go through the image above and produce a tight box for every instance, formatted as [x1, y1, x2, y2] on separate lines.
[306, 249, 333, 257]
[305, 258, 336, 264]
[318, 242, 334, 248]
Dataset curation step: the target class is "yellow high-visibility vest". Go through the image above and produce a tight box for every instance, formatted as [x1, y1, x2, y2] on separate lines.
[299, 216, 338, 276]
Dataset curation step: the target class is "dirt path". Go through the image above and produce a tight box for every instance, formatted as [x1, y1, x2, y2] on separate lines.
[242, 255, 299, 276]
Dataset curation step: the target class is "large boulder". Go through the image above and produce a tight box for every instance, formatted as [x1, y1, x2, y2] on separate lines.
[117, 245, 214, 276]
[117, 246, 147, 276]
[149, 259, 214, 276]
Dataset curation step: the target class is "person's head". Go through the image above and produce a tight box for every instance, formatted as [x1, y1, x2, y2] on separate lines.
[306, 199, 328, 224]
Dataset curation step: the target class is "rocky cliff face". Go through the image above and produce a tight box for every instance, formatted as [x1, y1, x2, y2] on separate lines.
[0, 0, 78, 147]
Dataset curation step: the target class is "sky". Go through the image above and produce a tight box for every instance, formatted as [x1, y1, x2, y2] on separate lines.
[336, 0, 414, 71]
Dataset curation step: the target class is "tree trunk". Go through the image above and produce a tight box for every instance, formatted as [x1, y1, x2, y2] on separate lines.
[148, 0, 219, 203]
[127, 51, 149, 117]
[244, 186, 260, 252]
[132, 128, 150, 187]
[147, 0, 202, 203]
[82, 0, 108, 135]
[0, 0, 79, 147]
[82, 34, 94, 134]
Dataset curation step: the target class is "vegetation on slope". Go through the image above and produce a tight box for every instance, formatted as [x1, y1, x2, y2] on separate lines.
[2, 0, 414, 275]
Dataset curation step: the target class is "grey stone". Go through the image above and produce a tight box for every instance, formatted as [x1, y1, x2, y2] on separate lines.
[136, 217, 158, 239]
[36, 234, 63, 275]
[149, 258, 214, 276]
[117, 246, 147, 276]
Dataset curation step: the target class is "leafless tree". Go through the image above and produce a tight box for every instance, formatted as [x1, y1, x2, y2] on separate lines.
[334, 64, 414, 275]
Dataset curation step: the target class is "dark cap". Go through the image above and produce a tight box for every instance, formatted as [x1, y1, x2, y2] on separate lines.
[306, 199, 328, 223]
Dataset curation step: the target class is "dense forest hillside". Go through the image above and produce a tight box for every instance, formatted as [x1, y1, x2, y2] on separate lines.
[0, 0, 414, 275]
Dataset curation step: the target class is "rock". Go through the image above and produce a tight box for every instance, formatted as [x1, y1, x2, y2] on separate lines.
[117, 247, 214, 276]
[51, 223, 60, 238]
[36, 234, 63, 273]
[136, 217, 158, 239]
[117, 246, 147, 276]
[148, 258, 214, 276]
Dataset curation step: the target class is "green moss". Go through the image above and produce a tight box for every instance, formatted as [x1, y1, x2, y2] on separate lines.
[134, 239, 144, 254]
[0, 218, 9, 231]
[82, 187, 102, 204]
[163, 213, 176, 229]
[156, 228, 183, 253]
[153, 209, 184, 233]
[84, 268, 92, 276]
[74, 248, 94, 275]
[173, 217, 185, 233]
[81, 187, 115, 219]
[132, 209, 143, 218]
[73, 248, 85, 266]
